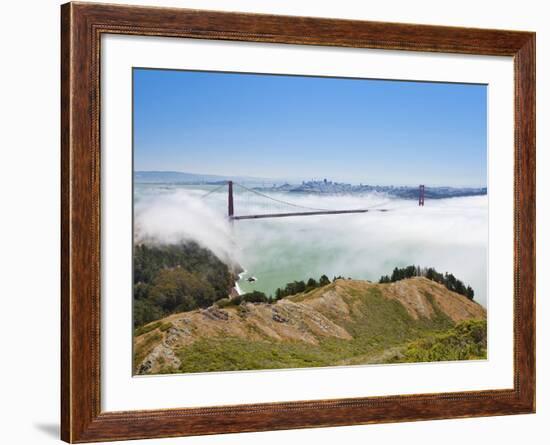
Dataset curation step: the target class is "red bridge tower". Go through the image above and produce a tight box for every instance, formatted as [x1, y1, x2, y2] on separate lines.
[228, 180, 234, 218]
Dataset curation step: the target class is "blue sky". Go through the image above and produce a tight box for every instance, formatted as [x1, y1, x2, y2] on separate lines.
[134, 68, 487, 187]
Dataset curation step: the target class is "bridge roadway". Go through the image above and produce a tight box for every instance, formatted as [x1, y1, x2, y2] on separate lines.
[230, 208, 389, 220]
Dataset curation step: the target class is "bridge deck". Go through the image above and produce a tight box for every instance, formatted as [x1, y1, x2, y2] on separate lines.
[231, 209, 389, 220]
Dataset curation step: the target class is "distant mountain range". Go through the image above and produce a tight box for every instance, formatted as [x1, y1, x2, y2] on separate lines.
[134, 171, 276, 185]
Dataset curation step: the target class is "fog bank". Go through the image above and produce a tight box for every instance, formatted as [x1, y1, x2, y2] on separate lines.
[134, 185, 488, 306]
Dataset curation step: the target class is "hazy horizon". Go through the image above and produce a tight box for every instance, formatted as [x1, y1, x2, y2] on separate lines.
[133, 169, 487, 189]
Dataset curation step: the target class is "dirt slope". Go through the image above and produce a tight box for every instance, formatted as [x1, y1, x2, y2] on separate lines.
[134, 277, 486, 374]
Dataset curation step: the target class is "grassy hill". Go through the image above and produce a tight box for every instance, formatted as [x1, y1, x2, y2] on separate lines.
[134, 277, 486, 375]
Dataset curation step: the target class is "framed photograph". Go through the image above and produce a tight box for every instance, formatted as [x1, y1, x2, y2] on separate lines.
[61, 2, 535, 442]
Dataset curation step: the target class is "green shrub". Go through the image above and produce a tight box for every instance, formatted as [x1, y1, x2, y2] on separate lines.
[241, 291, 269, 304]
[395, 319, 487, 363]
[134, 321, 162, 337]
[215, 298, 233, 308]
[159, 322, 173, 332]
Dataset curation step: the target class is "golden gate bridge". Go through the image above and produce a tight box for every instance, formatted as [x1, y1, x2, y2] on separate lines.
[203, 181, 426, 221]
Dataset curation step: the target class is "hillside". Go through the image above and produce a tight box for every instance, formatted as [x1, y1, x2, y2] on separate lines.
[134, 277, 486, 374]
[133, 242, 237, 328]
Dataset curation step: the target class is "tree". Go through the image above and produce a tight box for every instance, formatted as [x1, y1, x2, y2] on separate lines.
[241, 291, 269, 304]
[148, 268, 217, 313]
[306, 278, 318, 290]
[378, 265, 475, 301]
[133, 299, 163, 328]
[275, 288, 284, 300]
[319, 275, 331, 286]
[134, 282, 149, 300]
[292, 280, 306, 293]
[133, 242, 236, 328]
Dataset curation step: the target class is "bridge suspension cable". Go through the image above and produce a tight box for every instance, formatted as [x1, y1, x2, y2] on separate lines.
[199, 180, 420, 220]
[200, 183, 227, 198]
[233, 182, 334, 212]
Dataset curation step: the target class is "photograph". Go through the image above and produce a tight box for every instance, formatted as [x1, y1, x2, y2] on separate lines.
[132, 68, 489, 375]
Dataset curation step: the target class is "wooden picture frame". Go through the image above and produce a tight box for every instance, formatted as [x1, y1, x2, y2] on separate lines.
[61, 2, 535, 442]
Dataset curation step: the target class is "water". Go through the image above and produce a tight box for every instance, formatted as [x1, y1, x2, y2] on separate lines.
[134, 183, 488, 306]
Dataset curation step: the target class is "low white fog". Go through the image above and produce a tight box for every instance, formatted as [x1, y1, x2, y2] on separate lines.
[134, 185, 487, 306]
